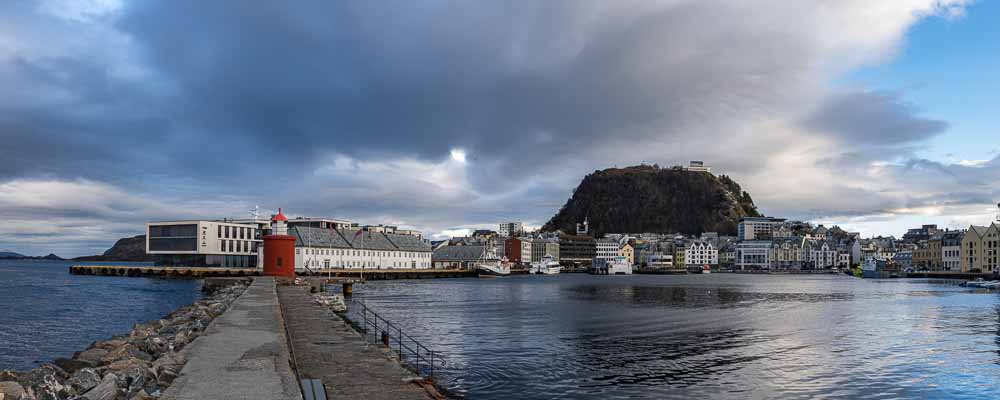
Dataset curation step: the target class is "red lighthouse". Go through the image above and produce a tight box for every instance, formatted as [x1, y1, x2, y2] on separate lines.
[262, 208, 296, 278]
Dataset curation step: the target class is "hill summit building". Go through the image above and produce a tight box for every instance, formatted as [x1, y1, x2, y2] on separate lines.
[145, 208, 432, 271]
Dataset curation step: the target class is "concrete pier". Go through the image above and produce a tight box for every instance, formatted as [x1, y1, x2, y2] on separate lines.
[162, 277, 301, 400]
[277, 285, 436, 399]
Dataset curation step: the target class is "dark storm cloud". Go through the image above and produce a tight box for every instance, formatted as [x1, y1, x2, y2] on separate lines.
[0, 0, 985, 255]
[803, 90, 948, 146]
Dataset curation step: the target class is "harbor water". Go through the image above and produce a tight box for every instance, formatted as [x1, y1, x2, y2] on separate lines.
[350, 273, 1000, 399]
[0, 260, 201, 370]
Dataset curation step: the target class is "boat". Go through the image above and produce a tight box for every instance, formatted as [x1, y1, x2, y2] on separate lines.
[686, 264, 712, 274]
[860, 257, 886, 279]
[475, 242, 510, 277]
[960, 278, 1000, 289]
[530, 255, 562, 275]
[593, 256, 632, 275]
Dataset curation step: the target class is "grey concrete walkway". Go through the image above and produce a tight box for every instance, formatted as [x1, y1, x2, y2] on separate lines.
[163, 277, 301, 400]
[277, 286, 433, 399]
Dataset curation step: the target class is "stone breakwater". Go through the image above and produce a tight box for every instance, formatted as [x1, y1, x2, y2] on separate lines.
[0, 280, 250, 400]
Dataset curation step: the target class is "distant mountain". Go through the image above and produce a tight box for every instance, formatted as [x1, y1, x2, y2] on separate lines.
[73, 235, 153, 262]
[0, 251, 27, 259]
[0, 251, 64, 260]
[543, 165, 762, 237]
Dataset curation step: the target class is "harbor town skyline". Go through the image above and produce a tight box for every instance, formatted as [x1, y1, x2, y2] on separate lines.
[2, 1, 1000, 257]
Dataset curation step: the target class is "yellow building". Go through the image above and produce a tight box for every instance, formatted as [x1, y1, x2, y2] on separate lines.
[619, 243, 634, 265]
[961, 224, 999, 273]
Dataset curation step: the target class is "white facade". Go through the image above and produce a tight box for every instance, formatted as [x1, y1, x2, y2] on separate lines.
[520, 238, 533, 265]
[595, 239, 619, 263]
[295, 246, 431, 270]
[942, 244, 961, 271]
[684, 241, 718, 266]
[499, 222, 523, 237]
[736, 241, 772, 270]
[147, 220, 261, 268]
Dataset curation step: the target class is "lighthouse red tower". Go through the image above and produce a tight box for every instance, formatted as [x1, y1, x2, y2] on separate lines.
[262, 208, 296, 278]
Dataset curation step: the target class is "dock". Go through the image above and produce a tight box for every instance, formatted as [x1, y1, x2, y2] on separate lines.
[904, 271, 998, 280]
[69, 265, 260, 278]
[70, 265, 476, 280]
[299, 268, 475, 280]
[161, 276, 301, 400]
[277, 285, 437, 399]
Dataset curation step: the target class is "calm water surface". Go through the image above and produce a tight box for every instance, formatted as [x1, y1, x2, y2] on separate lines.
[0, 260, 200, 370]
[349, 274, 1000, 399]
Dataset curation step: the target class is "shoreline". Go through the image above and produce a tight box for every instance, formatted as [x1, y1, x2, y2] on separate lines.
[0, 279, 250, 400]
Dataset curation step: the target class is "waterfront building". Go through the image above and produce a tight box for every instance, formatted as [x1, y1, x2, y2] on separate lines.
[837, 252, 851, 268]
[146, 220, 262, 268]
[912, 233, 943, 270]
[504, 237, 524, 264]
[961, 224, 999, 273]
[646, 252, 674, 268]
[738, 217, 785, 241]
[805, 239, 837, 269]
[893, 250, 913, 270]
[531, 239, 559, 262]
[499, 222, 523, 237]
[718, 239, 737, 269]
[432, 245, 483, 269]
[770, 237, 805, 270]
[620, 243, 635, 265]
[290, 226, 431, 270]
[595, 238, 619, 263]
[559, 234, 596, 267]
[520, 238, 533, 266]
[684, 241, 718, 267]
[736, 241, 772, 270]
[941, 230, 964, 271]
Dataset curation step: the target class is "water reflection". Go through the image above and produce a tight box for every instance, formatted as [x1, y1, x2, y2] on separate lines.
[351, 274, 1000, 399]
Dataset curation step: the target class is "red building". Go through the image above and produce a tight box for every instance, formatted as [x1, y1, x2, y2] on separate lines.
[504, 237, 522, 264]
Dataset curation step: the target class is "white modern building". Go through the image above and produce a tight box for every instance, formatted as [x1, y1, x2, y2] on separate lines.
[146, 220, 262, 268]
[684, 241, 718, 266]
[595, 238, 619, 263]
[519, 238, 533, 266]
[499, 222, 523, 237]
[736, 241, 772, 270]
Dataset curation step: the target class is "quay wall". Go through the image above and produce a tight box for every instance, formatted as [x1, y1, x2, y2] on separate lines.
[70, 265, 478, 280]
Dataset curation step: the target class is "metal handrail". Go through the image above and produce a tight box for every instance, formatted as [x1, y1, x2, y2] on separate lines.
[348, 298, 439, 380]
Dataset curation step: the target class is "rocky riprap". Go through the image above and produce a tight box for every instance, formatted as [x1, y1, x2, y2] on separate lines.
[0, 281, 250, 400]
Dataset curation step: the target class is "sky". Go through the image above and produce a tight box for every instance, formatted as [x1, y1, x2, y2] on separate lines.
[1, 0, 999, 257]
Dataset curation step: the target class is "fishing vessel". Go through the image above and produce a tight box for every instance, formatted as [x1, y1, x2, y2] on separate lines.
[530, 255, 562, 275]
[475, 242, 510, 277]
